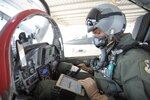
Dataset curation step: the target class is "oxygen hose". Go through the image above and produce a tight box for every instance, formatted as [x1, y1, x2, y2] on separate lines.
[90, 40, 116, 71]
[90, 48, 106, 71]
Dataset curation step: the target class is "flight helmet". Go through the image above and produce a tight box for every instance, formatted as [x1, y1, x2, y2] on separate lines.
[86, 4, 126, 35]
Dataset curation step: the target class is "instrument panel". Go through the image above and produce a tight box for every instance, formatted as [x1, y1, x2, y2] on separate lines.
[14, 43, 60, 94]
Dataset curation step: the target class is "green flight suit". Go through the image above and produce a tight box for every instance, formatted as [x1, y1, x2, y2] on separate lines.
[34, 62, 93, 100]
[35, 33, 150, 100]
[95, 33, 150, 100]
[34, 79, 90, 100]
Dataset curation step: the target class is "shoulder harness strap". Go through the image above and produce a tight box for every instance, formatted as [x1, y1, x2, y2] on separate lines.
[113, 41, 150, 55]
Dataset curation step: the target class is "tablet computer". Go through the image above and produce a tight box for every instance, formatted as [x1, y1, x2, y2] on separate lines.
[56, 74, 84, 96]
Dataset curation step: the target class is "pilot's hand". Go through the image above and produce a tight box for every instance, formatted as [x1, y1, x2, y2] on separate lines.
[77, 63, 92, 72]
[78, 78, 108, 100]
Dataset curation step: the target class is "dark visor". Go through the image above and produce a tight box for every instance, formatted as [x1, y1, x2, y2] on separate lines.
[86, 8, 122, 26]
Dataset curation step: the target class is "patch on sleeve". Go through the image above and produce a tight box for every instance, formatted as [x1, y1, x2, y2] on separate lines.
[144, 60, 150, 74]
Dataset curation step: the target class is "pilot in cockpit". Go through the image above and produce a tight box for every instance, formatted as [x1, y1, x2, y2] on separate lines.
[34, 3, 150, 100]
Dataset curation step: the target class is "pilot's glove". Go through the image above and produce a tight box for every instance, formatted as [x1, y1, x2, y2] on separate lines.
[78, 78, 108, 100]
[77, 63, 92, 73]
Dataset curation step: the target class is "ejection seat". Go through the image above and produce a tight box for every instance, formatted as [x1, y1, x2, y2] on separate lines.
[132, 12, 150, 43]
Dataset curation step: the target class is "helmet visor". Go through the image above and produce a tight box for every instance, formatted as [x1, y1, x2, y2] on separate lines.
[86, 8, 101, 32]
[86, 19, 97, 32]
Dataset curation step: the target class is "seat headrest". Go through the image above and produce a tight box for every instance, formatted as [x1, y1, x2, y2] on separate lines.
[132, 13, 150, 43]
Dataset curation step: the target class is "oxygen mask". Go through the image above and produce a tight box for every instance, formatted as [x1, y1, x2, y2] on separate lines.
[93, 36, 109, 49]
